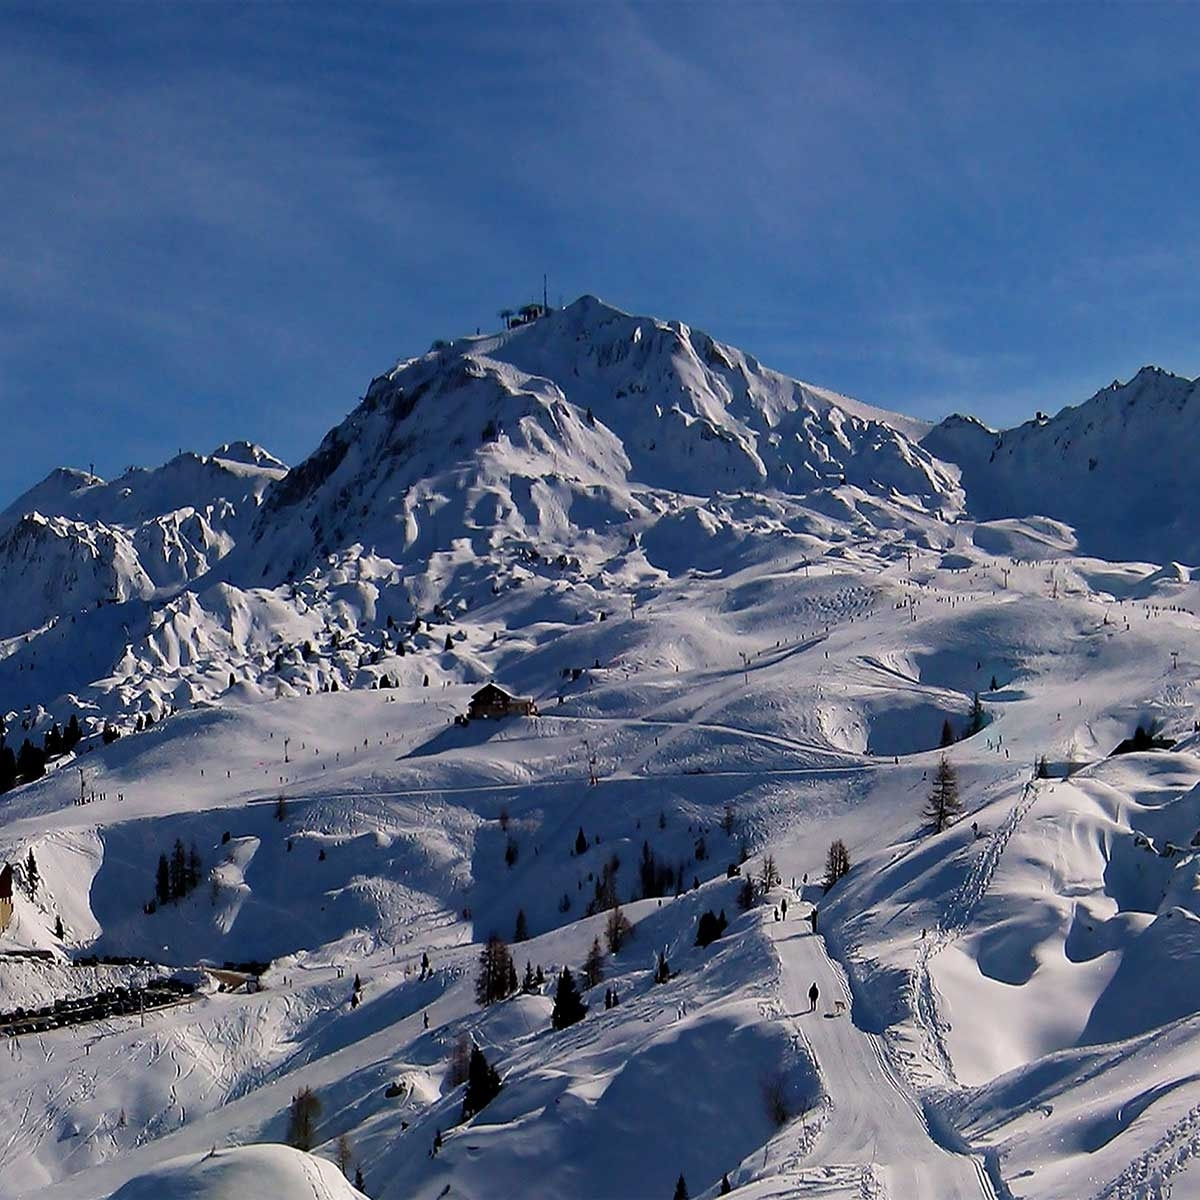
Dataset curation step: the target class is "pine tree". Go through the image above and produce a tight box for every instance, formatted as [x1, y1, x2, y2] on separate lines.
[286, 1086, 321, 1151]
[513, 908, 529, 942]
[186, 843, 202, 892]
[64, 714, 82, 751]
[335, 1132, 353, 1177]
[574, 826, 588, 856]
[155, 853, 171, 906]
[550, 966, 587, 1029]
[940, 718, 956, 748]
[925, 754, 962, 833]
[759, 853, 780, 894]
[582, 937, 605, 988]
[823, 839, 850, 892]
[461, 1045, 502, 1120]
[16, 738, 45, 782]
[521, 960, 537, 993]
[673, 1173, 689, 1200]
[604, 902, 632, 953]
[965, 692, 985, 737]
[354, 1166, 365, 1192]
[475, 935, 517, 1007]
[0, 744, 16, 793]
[170, 838, 187, 900]
[720, 1174, 732, 1194]
[24, 848, 38, 897]
[444, 633, 454, 653]
[446, 1034, 472, 1087]
[653, 950, 671, 984]
[275, 794, 288, 822]
[695, 909, 727, 948]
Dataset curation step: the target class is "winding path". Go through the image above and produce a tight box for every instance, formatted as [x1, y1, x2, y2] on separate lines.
[768, 913, 994, 1199]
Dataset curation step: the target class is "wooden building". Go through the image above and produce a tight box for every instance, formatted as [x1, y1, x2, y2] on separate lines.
[468, 683, 536, 720]
[0, 864, 13, 935]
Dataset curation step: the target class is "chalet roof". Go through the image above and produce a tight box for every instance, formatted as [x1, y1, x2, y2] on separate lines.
[471, 683, 515, 702]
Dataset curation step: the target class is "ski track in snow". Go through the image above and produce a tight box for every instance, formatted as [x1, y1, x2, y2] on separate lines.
[768, 911, 995, 1199]
[910, 779, 1043, 1091]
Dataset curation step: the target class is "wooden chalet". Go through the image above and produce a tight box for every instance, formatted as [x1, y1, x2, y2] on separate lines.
[468, 683, 536, 720]
[0, 864, 12, 934]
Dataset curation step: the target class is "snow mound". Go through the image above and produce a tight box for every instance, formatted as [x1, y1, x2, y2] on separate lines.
[108, 1144, 364, 1200]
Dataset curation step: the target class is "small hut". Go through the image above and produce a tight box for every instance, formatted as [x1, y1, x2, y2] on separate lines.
[0, 864, 13, 934]
[468, 684, 536, 720]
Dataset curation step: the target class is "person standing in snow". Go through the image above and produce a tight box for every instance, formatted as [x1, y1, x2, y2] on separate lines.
[808, 907, 818, 934]
[781, 897, 788, 919]
[808, 982, 819, 1013]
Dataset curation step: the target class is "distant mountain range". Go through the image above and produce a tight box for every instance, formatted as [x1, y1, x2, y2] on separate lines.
[0, 296, 1192, 727]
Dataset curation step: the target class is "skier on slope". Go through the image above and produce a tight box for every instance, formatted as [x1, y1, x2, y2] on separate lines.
[808, 982, 819, 1013]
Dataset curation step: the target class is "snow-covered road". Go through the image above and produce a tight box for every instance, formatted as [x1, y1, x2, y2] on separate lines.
[769, 912, 994, 1199]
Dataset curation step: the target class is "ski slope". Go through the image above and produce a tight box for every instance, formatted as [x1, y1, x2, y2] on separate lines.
[1, 298, 1200, 1198]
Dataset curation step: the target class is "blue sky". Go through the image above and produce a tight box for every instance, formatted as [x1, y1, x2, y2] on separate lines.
[3, 2, 1199, 503]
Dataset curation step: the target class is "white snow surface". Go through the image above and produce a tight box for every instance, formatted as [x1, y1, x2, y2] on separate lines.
[0, 298, 1199, 1199]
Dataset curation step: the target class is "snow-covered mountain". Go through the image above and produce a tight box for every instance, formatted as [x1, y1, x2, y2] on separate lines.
[239, 294, 960, 586]
[4, 299, 1200, 1200]
[924, 365, 1200, 564]
[0, 445, 285, 642]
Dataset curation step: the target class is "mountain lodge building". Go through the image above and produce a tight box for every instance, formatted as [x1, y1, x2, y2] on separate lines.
[0, 864, 13, 934]
[468, 684, 536, 720]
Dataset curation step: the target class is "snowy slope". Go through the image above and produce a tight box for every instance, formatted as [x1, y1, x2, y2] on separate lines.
[109, 1144, 365, 1200]
[2, 300, 1200, 1199]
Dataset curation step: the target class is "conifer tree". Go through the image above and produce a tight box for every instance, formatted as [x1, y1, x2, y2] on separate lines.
[823, 839, 851, 891]
[335, 1132, 353, 1177]
[759, 853, 780, 894]
[522, 960, 537, 993]
[475, 935, 517, 1006]
[461, 1045, 502, 1120]
[354, 1166, 365, 1192]
[155, 853, 171, 906]
[925, 754, 963, 833]
[574, 826, 588, 856]
[513, 908, 529, 942]
[673, 1173, 689, 1200]
[604, 902, 632, 953]
[186, 842, 203, 892]
[550, 966, 587, 1029]
[0, 744, 16, 793]
[965, 692, 986, 737]
[583, 937, 605, 988]
[16, 738, 45, 782]
[170, 838, 187, 900]
[940, 718, 956, 748]
[286, 1086, 321, 1150]
[720, 1174, 732, 1194]
[24, 848, 38, 897]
